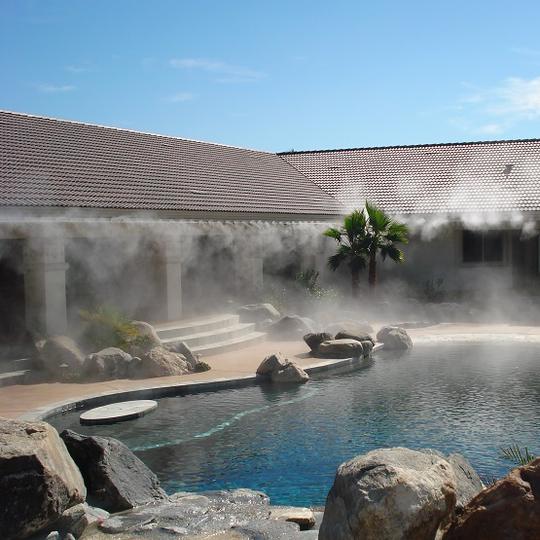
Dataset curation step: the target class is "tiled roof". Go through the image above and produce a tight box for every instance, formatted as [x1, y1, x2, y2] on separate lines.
[280, 140, 540, 214]
[0, 111, 342, 217]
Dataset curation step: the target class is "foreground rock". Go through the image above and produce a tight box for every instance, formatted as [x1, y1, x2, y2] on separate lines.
[238, 303, 281, 323]
[376, 325, 413, 350]
[80, 489, 316, 539]
[335, 330, 374, 345]
[319, 447, 457, 540]
[132, 346, 190, 378]
[55, 503, 110, 538]
[442, 457, 540, 540]
[83, 348, 133, 381]
[129, 321, 161, 352]
[60, 430, 167, 512]
[316, 339, 364, 359]
[256, 353, 309, 384]
[165, 340, 199, 369]
[303, 332, 333, 352]
[0, 418, 86, 540]
[268, 315, 315, 340]
[37, 335, 86, 381]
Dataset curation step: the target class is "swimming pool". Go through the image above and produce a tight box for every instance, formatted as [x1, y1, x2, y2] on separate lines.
[51, 341, 540, 506]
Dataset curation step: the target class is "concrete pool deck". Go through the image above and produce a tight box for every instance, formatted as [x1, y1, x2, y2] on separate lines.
[1, 322, 539, 421]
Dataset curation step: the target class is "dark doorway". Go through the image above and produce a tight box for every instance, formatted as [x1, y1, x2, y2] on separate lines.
[0, 240, 29, 360]
[512, 232, 540, 290]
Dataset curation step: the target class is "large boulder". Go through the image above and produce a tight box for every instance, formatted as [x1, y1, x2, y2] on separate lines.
[303, 332, 333, 352]
[376, 325, 413, 350]
[132, 346, 190, 378]
[0, 418, 86, 540]
[60, 430, 167, 513]
[238, 303, 281, 323]
[319, 447, 457, 540]
[37, 335, 85, 381]
[82, 347, 133, 381]
[127, 321, 161, 355]
[271, 363, 309, 384]
[267, 315, 315, 340]
[256, 352, 288, 376]
[442, 457, 540, 540]
[316, 339, 364, 359]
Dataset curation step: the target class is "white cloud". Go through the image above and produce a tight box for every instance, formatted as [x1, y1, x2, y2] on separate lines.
[170, 58, 265, 82]
[166, 92, 194, 103]
[37, 84, 76, 93]
[454, 75, 540, 135]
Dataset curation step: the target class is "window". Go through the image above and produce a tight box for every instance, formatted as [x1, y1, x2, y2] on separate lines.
[462, 230, 504, 263]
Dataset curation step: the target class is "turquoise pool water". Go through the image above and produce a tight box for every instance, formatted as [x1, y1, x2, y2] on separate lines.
[51, 342, 540, 506]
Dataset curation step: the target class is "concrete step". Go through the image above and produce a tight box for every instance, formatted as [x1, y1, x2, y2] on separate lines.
[0, 369, 29, 387]
[192, 331, 266, 357]
[0, 357, 33, 374]
[162, 322, 256, 348]
[155, 314, 240, 341]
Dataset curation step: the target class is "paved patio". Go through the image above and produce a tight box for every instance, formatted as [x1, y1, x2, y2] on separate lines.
[1, 323, 540, 420]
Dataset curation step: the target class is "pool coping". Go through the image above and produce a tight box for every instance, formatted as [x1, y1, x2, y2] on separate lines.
[20, 344, 385, 422]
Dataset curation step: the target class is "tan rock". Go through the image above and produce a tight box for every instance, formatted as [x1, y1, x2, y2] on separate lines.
[0, 417, 86, 540]
[441, 457, 540, 540]
[270, 505, 316, 529]
[134, 346, 190, 378]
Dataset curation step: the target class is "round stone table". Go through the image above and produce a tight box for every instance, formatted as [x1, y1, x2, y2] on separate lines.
[80, 399, 158, 425]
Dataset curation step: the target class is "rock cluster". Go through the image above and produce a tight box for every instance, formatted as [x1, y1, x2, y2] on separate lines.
[256, 352, 309, 383]
[303, 323, 376, 359]
[32, 322, 209, 383]
[267, 315, 316, 340]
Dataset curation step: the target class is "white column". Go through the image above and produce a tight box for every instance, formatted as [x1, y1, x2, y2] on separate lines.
[163, 239, 183, 321]
[24, 237, 68, 336]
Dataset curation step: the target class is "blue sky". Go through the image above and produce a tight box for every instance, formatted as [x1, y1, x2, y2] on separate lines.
[2, 1, 540, 151]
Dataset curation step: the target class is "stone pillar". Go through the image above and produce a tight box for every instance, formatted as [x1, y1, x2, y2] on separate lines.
[163, 239, 183, 321]
[24, 237, 68, 336]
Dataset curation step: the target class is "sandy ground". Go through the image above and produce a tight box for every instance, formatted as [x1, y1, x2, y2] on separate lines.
[1, 322, 540, 420]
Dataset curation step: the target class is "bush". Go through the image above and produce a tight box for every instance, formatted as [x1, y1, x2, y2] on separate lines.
[79, 306, 152, 353]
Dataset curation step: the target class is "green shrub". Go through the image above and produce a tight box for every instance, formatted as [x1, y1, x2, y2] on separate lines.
[500, 444, 536, 466]
[79, 306, 151, 353]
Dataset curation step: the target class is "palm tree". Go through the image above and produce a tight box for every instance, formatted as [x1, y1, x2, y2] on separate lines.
[364, 201, 409, 288]
[323, 210, 370, 297]
[324, 203, 409, 294]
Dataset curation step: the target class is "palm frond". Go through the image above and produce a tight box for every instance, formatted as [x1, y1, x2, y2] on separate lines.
[365, 201, 390, 233]
[386, 221, 410, 244]
[344, 210, 367, 243]
[324, 227, 342, 242]
[500, 444, 536, 466]
[380, 245, 404, 263]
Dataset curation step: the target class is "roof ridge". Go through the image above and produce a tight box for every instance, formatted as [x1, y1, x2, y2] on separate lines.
[278, 137, 540, 155]
[0, 109, 270, 155]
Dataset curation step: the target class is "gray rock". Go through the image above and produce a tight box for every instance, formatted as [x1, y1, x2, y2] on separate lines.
[238, 303, 281, 323]
[376, 325, 413, 350]
[83, 348, 133, 381]
[165, 341, 199, 369]
[60, 430, 167, 512]
[268, 315, 315, 340]
[361, 340, 374, 356]
[316, 339, 364, 359]
[270, 363, 309, 384]
[233, 519, 300, 538]
[446, 453, 484, 510]
[56, 502, 110, 538]
[303, 332, 333, 352]
[319, 447, 457, 540]
[256, 352, 288, 376]
[193, 360, 212, 372]
[46, 532, 61, 540]
[37, 335, 85, 381]
[132, 346, 190, 378]
[326, 320, 374, 337]
[334, 331, 374, 345]
[0, 418, 86, 540]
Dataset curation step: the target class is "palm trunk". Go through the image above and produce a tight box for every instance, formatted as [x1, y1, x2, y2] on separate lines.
[351, 268, 360, 297]
[368, 251, 377, 288]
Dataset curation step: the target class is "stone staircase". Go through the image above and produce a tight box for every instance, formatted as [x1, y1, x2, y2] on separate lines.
[154, 313, 266, 357]
[0, 357, 32, 387]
